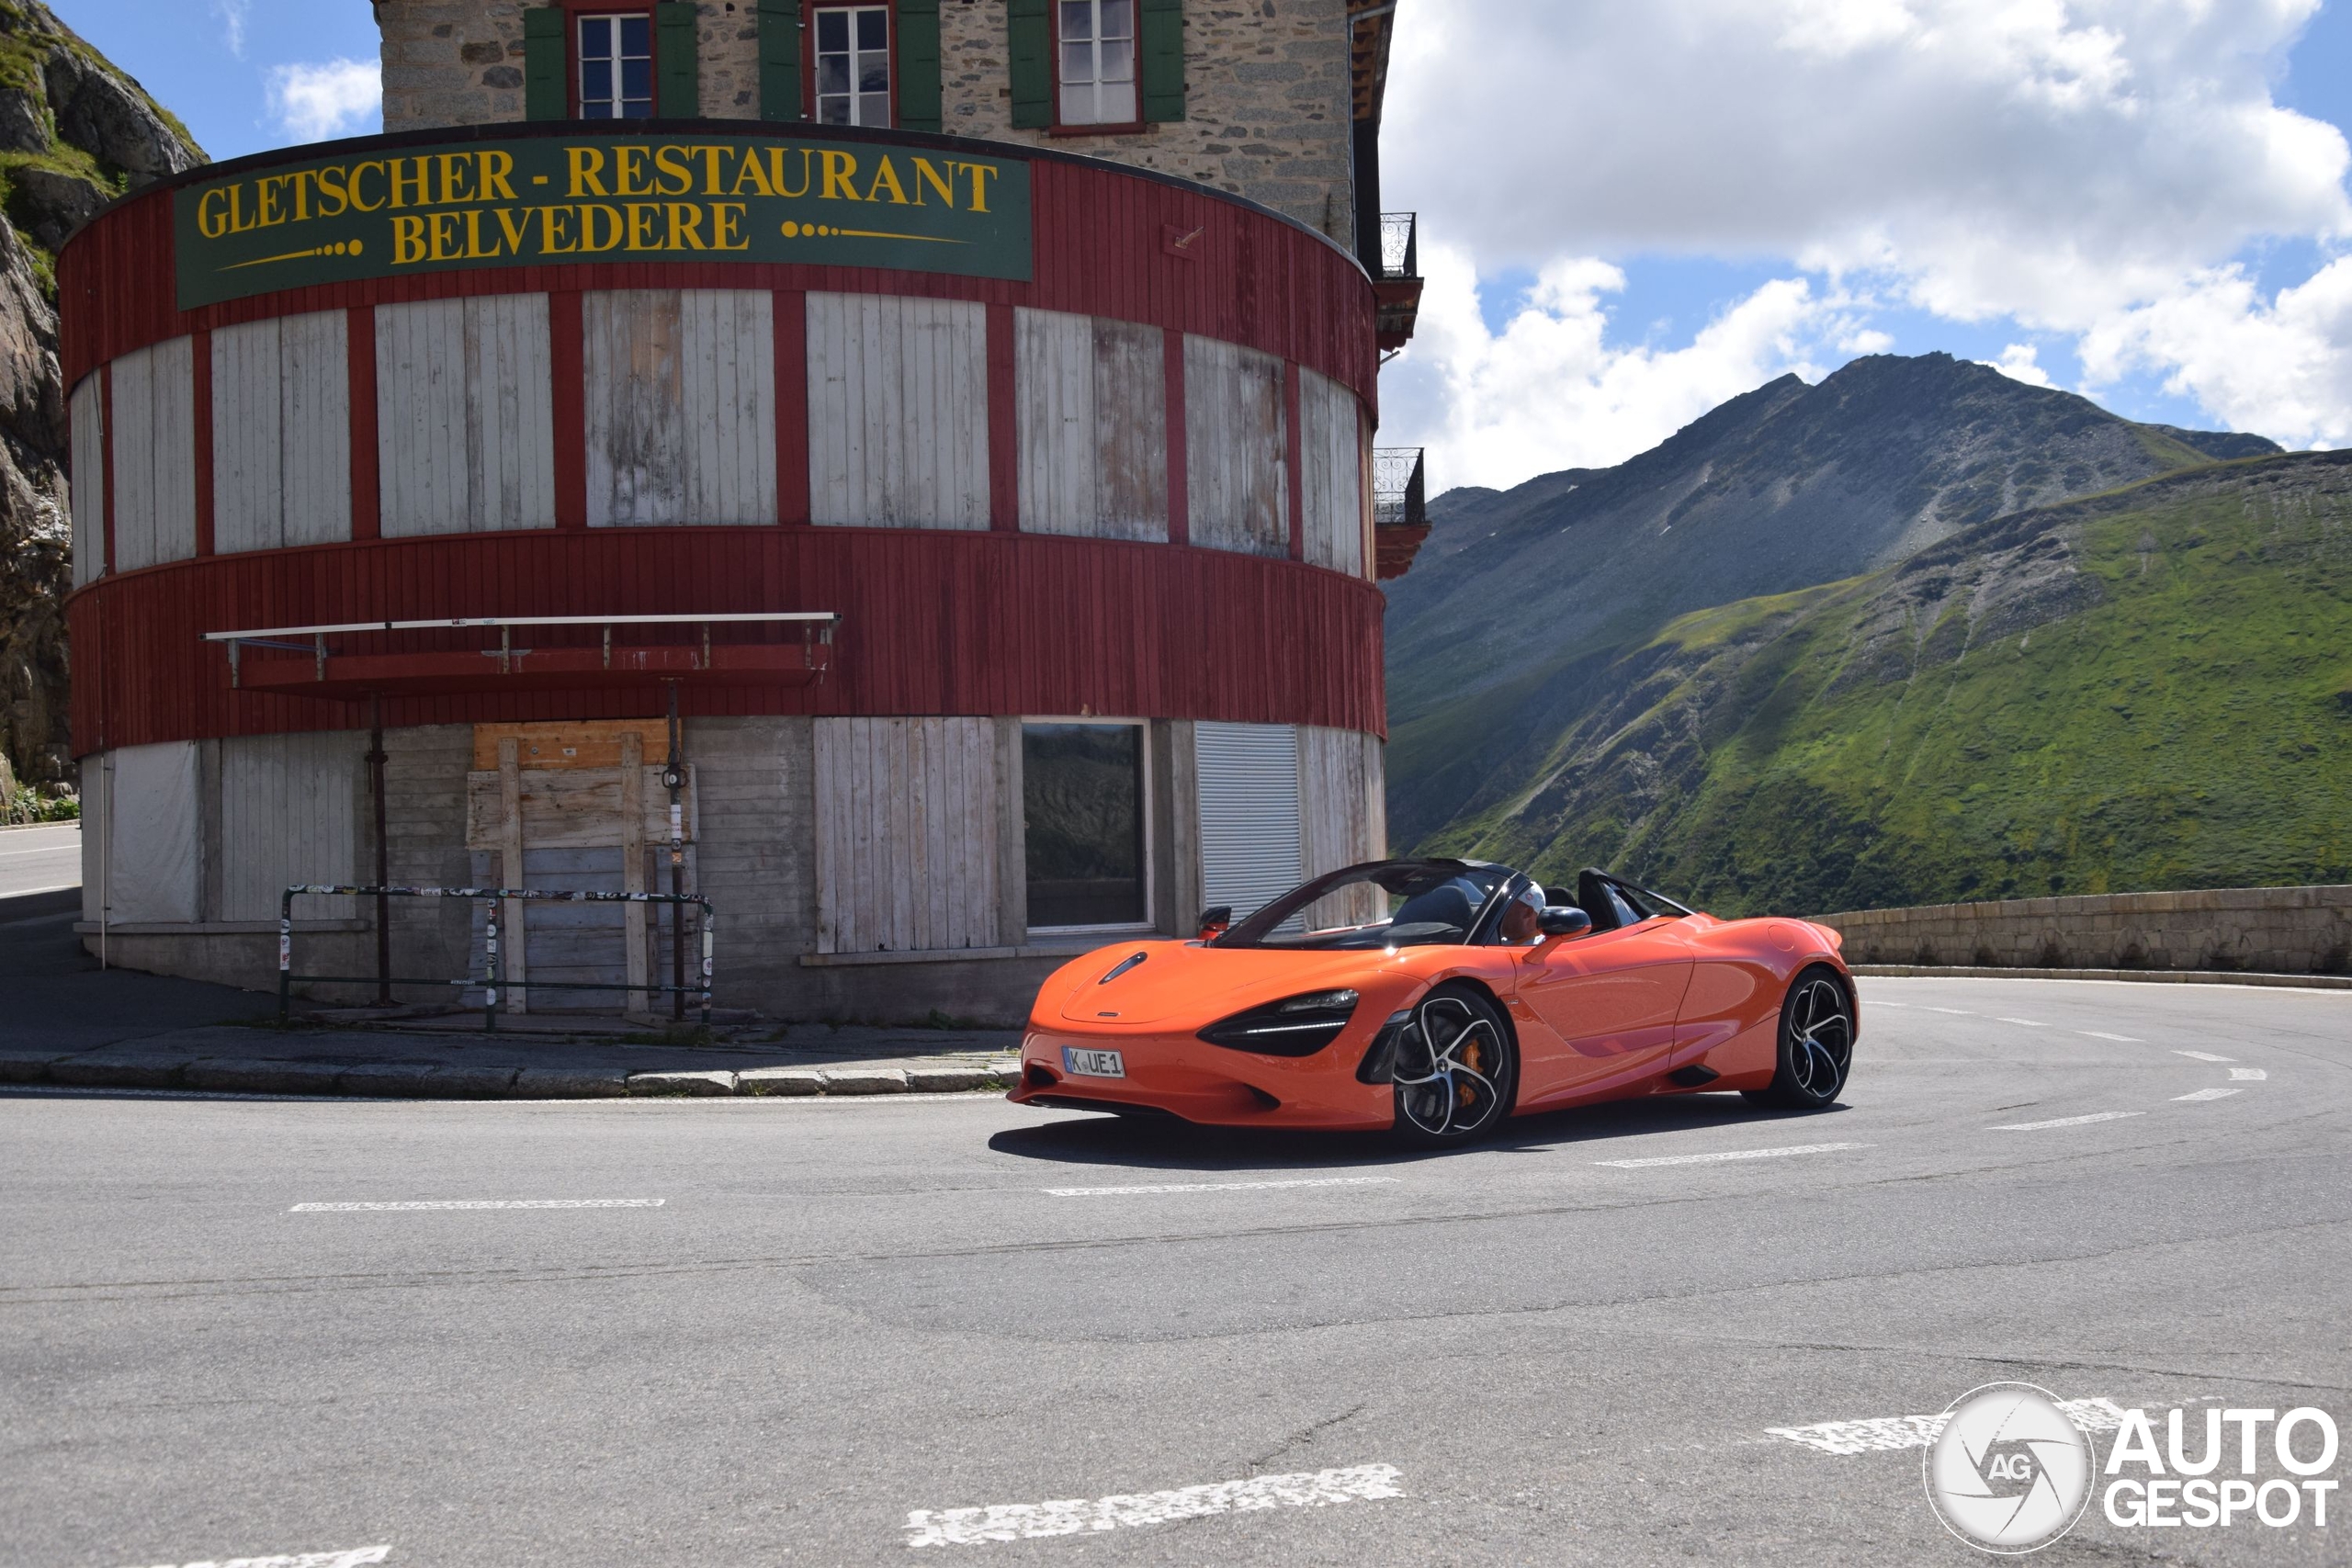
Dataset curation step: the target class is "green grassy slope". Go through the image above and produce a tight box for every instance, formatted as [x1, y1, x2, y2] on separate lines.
[1420, 451, 2352, 915]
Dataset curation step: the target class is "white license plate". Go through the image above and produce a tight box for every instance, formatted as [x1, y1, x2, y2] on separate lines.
[1062, 1047, 1125, 1078]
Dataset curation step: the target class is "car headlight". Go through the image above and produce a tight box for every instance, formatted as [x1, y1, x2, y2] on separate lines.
[1198, 989, 1362, 1056]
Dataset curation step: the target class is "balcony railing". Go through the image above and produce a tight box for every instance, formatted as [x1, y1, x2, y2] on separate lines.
[1378, 211, 1419, 280]
[1372, 447, 1427, 529]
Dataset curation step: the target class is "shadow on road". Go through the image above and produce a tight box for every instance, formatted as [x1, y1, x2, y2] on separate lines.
[988, 1093, 1849, 1171]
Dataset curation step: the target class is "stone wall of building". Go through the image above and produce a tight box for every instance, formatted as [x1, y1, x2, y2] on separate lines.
[373, 0, 1357, 240]
[1817, 886, 2352, 977]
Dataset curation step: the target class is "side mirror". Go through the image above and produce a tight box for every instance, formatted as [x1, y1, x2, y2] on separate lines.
[1539, 906, 1592, 939]
[1197, 905, 1233, 942]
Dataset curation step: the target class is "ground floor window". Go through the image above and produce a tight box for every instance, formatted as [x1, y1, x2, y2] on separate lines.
[1023, 721, 1148, 930]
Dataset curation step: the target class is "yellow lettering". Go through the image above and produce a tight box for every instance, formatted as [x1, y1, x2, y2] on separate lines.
[428, 210, 462, 261]
[770, 146, 814, 198]
[695, 144, 728, 196]
[256, 176, 286, 229]
[348, 161, 387, 212]
[436, 152, 474, 205]
[227, 183, 256, 234]
[538, 203, 577, 254]
[614, 144, 651, 197]
[729, 148, 776, 197]
[864, 155, 908, 205]
[567, 146, 609, 197]
[626, 201, 662, 250]
[581, 204, 624, 253]
[664, 202, 707, 249]
[315, 165, 349, 218]
[820, 150, 861, 201]
[463, 209, 492, 258]
[710, 201, 748, 251]
[910, 157, 956, 208]
[962, 162, 1000, 213]
[287, 172, 311, 224]
[494, 207, 530, 255]
[197, 187, 231, 241]
[391, 214, 427, 265]
[389, 157, 430, 210]
[653, 144, 695, 197]
[478, 150, 517, 202]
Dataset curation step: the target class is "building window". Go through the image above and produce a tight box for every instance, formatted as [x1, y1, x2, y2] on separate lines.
[1024, 722, 1149, 931]
[815, 5, 892, 127]
[578, 13, 654, 118]
[1057, 0, 1137, 127]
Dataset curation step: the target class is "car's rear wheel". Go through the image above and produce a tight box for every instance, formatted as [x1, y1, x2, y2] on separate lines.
[1743, 965, 1854, 1110]
[1391, 984, 1517, 1145]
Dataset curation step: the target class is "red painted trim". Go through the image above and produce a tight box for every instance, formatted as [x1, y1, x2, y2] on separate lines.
[99, 363, 116, 575]
[66, 529, 1387, 755]
[345, 306, 380, 541]
[548, 291, 589, 529]
[773, 289, 810, 524]
[986, 300, 1018, 532]
[190, 327, 214, 557]
[1283, 360, 1305, 563]
[1162, 327, 1187, 547]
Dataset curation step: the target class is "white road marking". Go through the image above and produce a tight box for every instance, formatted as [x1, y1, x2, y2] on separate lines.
[1996, 1017, 2048, 1027]
[2229, 1067, 2268, 1080]
[1045, 1177, 1400, 1198]
[1922, 1007, 1973, 1015]
[118, 1548, 390, 1568]
[2175, 1050, 2235, 1062]
[1990, 1111, 2145, 1130]
[2174, 1088, 2242, 1102]
[2077, 1031, 2143, 1042]
[1595, 1142, 1870, 1169]
[288, 1199, 664, 1212]
[1770, 1398, 2128, 1456]
[1872, 1000, 1910, 1008]
[904, 1463, 1404, 1548]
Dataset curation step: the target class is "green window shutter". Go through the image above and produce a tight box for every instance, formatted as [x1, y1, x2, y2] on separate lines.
[897, 0, 942, 131]
[758, 0, 802, 119]
[1139, 0, 1185, 123]
[524, 6, 567, 122]
[655, 2, 701, 117]
[1008, 0, 1050, 130]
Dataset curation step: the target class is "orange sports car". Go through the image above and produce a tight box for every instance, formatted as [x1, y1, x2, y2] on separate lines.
[1010, 860, 1857, 1144]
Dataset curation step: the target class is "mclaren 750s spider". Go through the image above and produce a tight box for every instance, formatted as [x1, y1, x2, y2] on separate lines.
[1008, 859, 1858, 1145]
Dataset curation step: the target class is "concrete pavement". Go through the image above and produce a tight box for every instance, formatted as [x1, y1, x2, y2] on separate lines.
[0, 822, 79, 898]
[3, 976, 2346, 1565]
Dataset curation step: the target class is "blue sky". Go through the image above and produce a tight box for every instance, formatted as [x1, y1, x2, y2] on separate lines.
[51, 0, 2352, 489]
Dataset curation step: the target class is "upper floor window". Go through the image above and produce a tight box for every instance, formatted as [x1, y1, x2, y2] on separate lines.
[1058, 0, 1137, 127]
[816, 5, 892, 127]
[578, 13, 653, 118]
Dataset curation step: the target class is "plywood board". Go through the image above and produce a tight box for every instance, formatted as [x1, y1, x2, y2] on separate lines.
[807, 292, 990, 529]
[1183, 335, 1286, 558]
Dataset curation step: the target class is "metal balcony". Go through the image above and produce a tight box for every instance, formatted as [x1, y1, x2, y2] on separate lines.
[1373, 211, 1422, 351]
[1372, 447, 1430, 580]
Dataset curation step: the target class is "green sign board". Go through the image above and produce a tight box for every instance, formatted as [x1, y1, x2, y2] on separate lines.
[174, 132, 1033, 309]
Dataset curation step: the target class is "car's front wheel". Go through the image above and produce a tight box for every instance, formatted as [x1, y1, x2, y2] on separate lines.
[1391, 984, 1517, 1145]
[1743, 964, 1854, 1110]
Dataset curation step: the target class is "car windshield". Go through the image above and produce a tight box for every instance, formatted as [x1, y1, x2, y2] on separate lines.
[1212, 860, 1517, 950]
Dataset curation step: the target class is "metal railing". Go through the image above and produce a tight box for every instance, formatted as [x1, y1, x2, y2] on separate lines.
[1378, 211, 1419, 280]
[277, 885, 715, 1030]
[204, 612, 838, 689]
[1372, 448, 1427, 528]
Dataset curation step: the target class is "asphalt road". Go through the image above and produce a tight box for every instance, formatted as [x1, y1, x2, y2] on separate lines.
[4, 976, 2346, 1567]
[0, 824, 78, 899]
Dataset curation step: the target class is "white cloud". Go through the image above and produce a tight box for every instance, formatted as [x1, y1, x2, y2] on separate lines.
[2079, 260, 2352, 446]
[267, 59, 382, 144]
[212, 0, 250, 59]
[1986, 344, 2054, 387]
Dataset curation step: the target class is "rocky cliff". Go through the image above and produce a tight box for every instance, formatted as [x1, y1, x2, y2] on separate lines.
[0, 0, 200, 804]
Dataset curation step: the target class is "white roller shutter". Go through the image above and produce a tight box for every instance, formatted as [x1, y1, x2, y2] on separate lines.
[1194, 721, 1302, 921]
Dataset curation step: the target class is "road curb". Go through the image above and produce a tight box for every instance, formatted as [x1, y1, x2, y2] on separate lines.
[1851, 964, 2352, 990]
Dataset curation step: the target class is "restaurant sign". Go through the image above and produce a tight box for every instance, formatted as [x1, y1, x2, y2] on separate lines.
[174, 131, 1032, 309]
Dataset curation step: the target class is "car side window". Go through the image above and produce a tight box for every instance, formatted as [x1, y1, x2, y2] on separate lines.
[1496, 883, 1545, 945]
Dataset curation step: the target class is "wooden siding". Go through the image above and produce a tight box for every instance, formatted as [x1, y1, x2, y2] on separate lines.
[1183, 335, 1287, 558]
[69, 373, 104, 587]
[583, 289, 778, 526]
[687, 716, 818, 1000]
[375, 296, 557, 537]
[1014, 307, 1168, 540]
[1297, 367, 1363, 577]
[70, 530, 1387, 756]
[108, 337, 197, 572]
[218, 730, 365, 919]
[812, 716, 999, 953]
[808, 293, 991, 530]
[1297, 724, 1385, 929]
[211, 312, 352, 555]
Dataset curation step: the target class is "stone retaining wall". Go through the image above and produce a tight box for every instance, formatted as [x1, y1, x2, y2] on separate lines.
[1815, 886, 2352, 976]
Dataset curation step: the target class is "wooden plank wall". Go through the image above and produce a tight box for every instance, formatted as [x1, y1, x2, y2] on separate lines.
[212, 312, 352, 555]
[807, 293, 990, 529]
[218, 731, 365, 919]
[687, 716, 818, 998]
[1297, 725, 1385, 929]
[1297, 368, 1363, 577]
[100, 739, 201, 922]
[376, 297, 557, 537]
[1014, 307, 1168, 541]
[582, 289, 777, 526]
[68, 374, 104, 588]
[1182, 335, 1287, 558]
[108, 336, 197, 571]
[812, 716, 998, 953]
